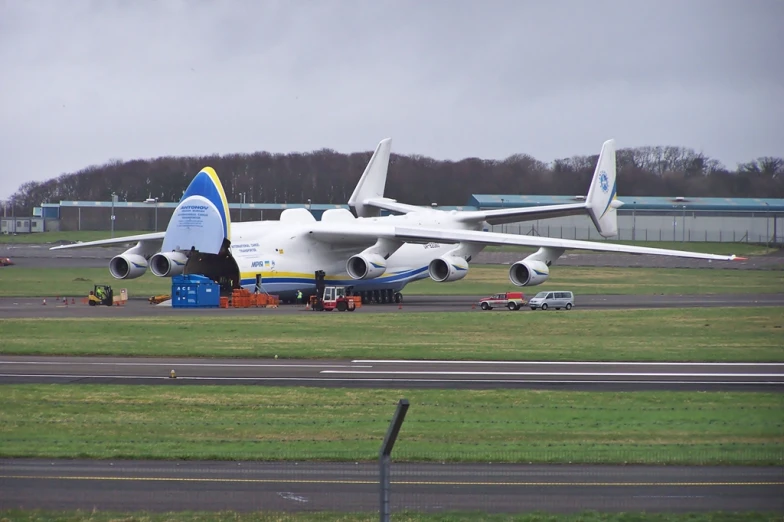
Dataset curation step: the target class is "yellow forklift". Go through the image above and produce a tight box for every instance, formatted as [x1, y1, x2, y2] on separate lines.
[88, 285, 114, 306]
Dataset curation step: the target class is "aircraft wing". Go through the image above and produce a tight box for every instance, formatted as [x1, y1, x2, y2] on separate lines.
[308, 224, 744, 262]
[49, 232, 166, 250]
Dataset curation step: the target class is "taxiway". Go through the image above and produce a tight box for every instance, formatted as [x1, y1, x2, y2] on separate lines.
[1, 356, 782, 391]
[1, 459, 781, 513]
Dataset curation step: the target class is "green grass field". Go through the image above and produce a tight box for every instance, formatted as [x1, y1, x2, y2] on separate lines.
[0, 230, 153, 244]
[2, 264, 783, 298]
[1, 385, 780, 465]
[405, 265, 784, 296]
[1, 308, 782, 361]
[1, 510, 779, 522]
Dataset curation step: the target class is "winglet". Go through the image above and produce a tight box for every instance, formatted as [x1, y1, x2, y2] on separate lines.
[348, 138, 392, 218]
[731, 256, 748, 261]
[586, 139, 620, 238]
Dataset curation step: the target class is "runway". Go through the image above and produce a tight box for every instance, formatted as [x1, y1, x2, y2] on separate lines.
[1, 355, 782, 391]
[2, 292, 784, 318]
[1, 459, 781, 513]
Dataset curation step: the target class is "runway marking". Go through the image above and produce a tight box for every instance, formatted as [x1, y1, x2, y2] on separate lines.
[352, 360, 784, 366]
[0, 361, 372, 369]
[1, 475, 781, 487]
[320, 371, 784, 378]
[0, 374, 781, 385]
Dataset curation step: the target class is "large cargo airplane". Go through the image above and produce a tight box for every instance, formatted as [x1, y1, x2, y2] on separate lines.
[51, 138, 744, 303]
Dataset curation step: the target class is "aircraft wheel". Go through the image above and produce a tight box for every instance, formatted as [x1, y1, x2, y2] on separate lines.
[394, 292, 403, 303]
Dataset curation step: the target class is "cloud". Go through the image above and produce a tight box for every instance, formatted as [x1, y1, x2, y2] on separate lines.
[1, 0, 782, 199]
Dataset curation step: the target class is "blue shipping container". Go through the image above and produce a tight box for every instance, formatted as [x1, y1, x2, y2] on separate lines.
[171, 274, 220, 308]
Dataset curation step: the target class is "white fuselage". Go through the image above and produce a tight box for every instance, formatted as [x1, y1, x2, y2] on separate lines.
[228, 209, 485, 296]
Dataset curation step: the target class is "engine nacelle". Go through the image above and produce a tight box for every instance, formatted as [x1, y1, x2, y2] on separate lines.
[149, 251, 189, 277]
[509, 259, 550, 287]
[428, 255, 469, 282]
[346, 253, 387, 280]
[109, 254, 148, 280]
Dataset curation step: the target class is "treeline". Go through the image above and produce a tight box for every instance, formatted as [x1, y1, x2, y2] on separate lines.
[7, 145, 783, 214]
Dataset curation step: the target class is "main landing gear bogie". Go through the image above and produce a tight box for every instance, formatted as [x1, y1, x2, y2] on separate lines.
[357, 289, 403, 305]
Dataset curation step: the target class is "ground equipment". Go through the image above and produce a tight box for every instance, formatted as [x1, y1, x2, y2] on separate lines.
[88, 285, 114, 306]
[148, 294, 171, 305]
[309, 285, 360, 312]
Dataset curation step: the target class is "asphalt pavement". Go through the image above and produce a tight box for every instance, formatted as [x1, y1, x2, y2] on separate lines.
[1, 459, 781, 513]
[3, 292, 784, 318]
[1, 355, 782, 391]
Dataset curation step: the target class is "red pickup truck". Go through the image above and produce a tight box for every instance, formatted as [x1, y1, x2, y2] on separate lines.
[478, 292, 526, 311]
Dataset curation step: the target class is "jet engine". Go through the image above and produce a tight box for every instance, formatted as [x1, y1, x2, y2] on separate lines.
[508, 259, 550, 287]
[149, 251, 189, 277]
[109, 253, 148, 280]
[346, 252, 387, 280]
[428, 255, 469, 282]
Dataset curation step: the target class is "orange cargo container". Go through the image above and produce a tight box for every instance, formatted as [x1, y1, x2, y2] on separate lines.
[219, 296, 229, 308]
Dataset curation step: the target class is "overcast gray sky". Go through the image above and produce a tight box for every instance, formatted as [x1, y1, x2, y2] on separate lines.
[1, 0, 782, 200]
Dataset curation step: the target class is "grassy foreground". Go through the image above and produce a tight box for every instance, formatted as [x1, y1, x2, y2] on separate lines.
[1, 264, 783, 298]
[1, 510, 779, 522]
[1, 308, 782, 361]
[1, 385, 781, 465]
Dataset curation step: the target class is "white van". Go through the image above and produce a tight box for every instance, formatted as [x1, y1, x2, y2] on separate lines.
[528, 291, 574, 311]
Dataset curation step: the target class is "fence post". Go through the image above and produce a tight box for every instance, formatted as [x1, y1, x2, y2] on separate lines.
[380, 399, 410, 522]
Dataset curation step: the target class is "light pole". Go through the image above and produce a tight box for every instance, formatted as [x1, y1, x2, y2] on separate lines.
[239, 192, 245, 222]
[501, 198, 505, 234]
[145, 197, 159, 231]
[682, 205, 686, 242]
[111, 192, 117, 238]
[632, 201, 636, 241]
[765, 202, 770, 247]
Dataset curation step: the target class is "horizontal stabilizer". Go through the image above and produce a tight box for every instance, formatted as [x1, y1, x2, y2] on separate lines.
[455, 202, 590, 225]
[360, 197, 427, 215]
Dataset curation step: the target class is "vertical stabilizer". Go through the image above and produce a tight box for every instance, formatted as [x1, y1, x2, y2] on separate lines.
[585, 139, 622, 238]
[348, 138, 392, 217]
[160, 167, 231, 254]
